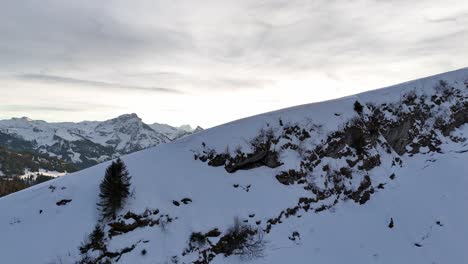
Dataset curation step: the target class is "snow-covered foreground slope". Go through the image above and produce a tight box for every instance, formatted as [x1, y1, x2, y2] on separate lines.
[0, 68, 466, 264]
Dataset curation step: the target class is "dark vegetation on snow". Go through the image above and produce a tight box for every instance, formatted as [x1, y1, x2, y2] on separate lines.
[0, 174, 56, 197]
[186, 217, 266, 263]
[0, 145, 76, 197]
[0, 147, 77, 177]
[78, 159, 140, 264]
[97, 158, 132, 220]
[77, 159, 177, 263]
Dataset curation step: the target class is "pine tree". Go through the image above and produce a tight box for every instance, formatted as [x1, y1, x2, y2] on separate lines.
[89, 224, 105, 249]
[80, 224, 106, 253]
[354, 100, 364, 114]
[97, 158, 132, 220]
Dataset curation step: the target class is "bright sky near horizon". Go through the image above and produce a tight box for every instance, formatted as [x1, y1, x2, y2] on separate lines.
[0, 0, 467, 128]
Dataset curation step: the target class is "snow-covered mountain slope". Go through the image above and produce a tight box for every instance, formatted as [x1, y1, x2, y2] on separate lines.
[0, 114, 200, 171]
[0, 68, 466, 264]
[150, 123, 203, 140]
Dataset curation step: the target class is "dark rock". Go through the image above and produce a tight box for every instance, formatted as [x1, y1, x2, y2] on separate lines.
[440, 106, 468, 136]
[181, 198, 192, 204]
[275, 170, 306, 185]
[56, 199, 72, 206]
[288, 231, 300, 241]
[205, 228, 221, 237]
[224, 147, 282, 173]
[208, 154, 229, 167]
[263, 151, 282, 168]
[381, 119, 413, 155]
[359, 155, 381, 171]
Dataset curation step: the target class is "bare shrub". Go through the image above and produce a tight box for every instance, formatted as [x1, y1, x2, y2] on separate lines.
[249, 128, 274, 152]
[213, 217, 266, 260]
[189, 232, 208, 248]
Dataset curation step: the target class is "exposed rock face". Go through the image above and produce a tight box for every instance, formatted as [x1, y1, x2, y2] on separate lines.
[372, 81, 467, 155]
[275, 170, 306, 185]
[381, 119, 413, 155]
[195, 130, 282, 173]
[440, 106, 468, 136]
[225, 149, 281, 173]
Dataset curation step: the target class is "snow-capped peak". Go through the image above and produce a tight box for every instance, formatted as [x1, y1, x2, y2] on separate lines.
[0, 114, 200, 168]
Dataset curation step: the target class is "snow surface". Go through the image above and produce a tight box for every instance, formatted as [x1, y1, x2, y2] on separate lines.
[0, 68, 466, 264]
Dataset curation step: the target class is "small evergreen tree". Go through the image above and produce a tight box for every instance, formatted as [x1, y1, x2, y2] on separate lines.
[79, 224, 106, 254]
[97, 158, 131, 220]
[89, 224, 105, 249]
[354, 101, 364, 114]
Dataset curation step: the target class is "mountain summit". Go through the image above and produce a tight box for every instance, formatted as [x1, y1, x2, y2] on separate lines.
[0, 68, 466, 263]
[0, 114, 202, 176]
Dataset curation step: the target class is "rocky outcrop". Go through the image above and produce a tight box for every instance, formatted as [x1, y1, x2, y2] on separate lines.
[195, 129, 282, 173]
[381, 119, 413, 155]
[225, 149, 281, 173]
[78, 209, 173, 263]
[108, 209, 171, 237]
[188, 79, 467, 263]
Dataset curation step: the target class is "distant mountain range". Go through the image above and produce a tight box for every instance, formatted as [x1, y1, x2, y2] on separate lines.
[0, 114, 202, 177]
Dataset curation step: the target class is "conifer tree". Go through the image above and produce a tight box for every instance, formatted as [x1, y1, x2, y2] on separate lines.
[354, 100, 364, 114]
[79, 224, 105, 253]
[97, 158, 131, 220]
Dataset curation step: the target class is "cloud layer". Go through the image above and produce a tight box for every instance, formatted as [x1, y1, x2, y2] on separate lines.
[0, 0, 467, 127]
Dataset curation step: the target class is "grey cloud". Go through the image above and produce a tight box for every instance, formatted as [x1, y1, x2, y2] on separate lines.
[214, 78, 275, 90]
[427, 16, 459, 23]
[2, 0, 466, 83]
[17, 74, 183, 94]
[0, 105, 85, 113]
[425, 11, 468, 23]
[122, 71, 273, 91]
[0, 1, 194, 73]
[0, 0, 467, 126]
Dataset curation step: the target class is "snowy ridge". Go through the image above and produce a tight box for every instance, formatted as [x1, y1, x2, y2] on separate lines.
[0, 68, 466, 263]
[149, 122, 201, 140]
[0, 114, 201, 169]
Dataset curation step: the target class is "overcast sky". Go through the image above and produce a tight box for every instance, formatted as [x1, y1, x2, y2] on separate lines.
[0, 0, 467, 127]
